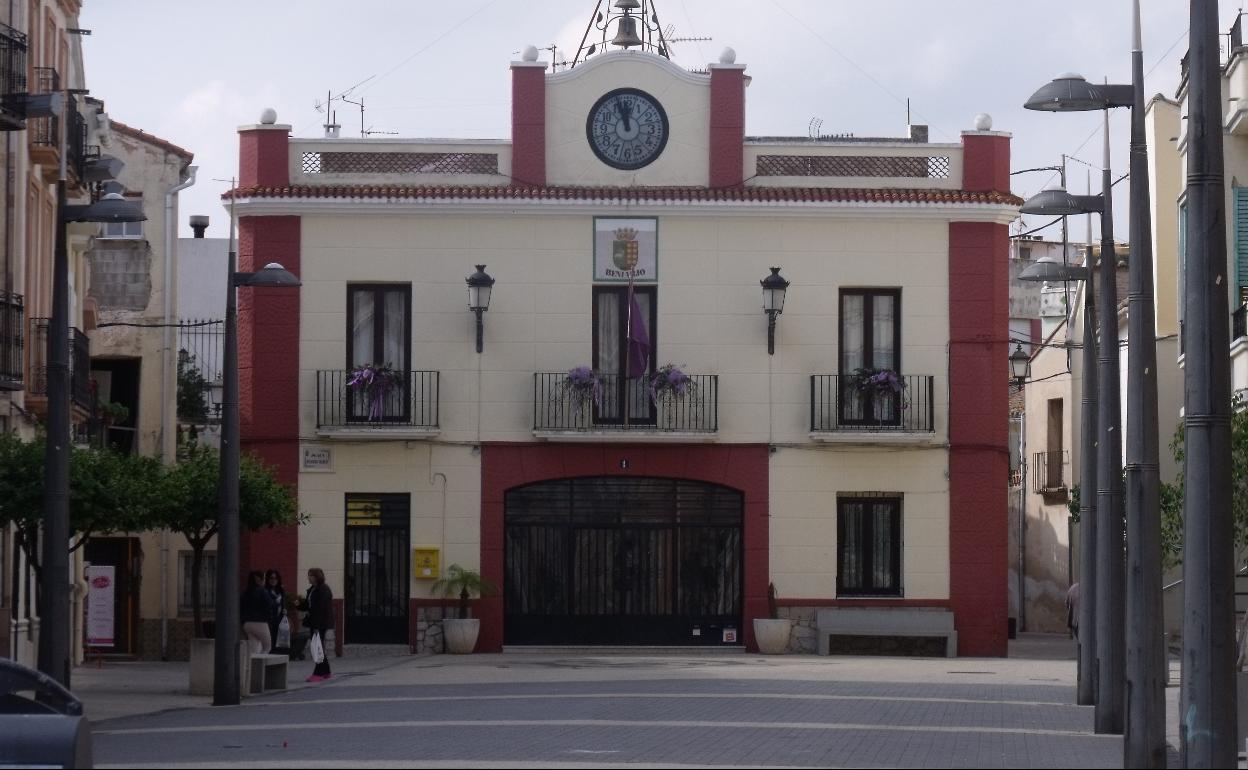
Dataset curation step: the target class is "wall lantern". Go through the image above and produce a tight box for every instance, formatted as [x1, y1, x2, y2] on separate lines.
[1009, 343, 1031, 387]
[761, 267, 789, 356]
[466, 264, 495, 354]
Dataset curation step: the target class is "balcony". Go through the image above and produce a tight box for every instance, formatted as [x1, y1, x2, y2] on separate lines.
[27, 318, 91, 413]
[1235, 304, 1247, 342]
[1031, 450, 1069, 500]
[0, 23, 27, 131]
[27, 67, 58, 171]
[0, 292, 21, 390]
[809, 374, 936, 444]
[533, 372, 718, 440]
[315, 369, 439, 439]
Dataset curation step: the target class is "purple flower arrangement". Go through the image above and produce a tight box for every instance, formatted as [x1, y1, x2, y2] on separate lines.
[850, 367, 909, 411]
[348, 363, 402, 420]
[649, 363, 693, 404]
[564, 366, 603, 413]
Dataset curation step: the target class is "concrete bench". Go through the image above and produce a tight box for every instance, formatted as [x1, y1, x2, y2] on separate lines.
[816, 608, 957, 657]
[248, 653, 289, 694]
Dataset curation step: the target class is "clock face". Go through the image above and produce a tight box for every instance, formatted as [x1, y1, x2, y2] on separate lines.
[586, 88, 669, 171]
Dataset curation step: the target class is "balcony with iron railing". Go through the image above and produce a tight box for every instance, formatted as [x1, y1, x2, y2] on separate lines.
[27, 66, 58, 168]
[0, 23, 26, 131]
[27, 317, 91, 412]
[1031, 450, 1070, 499]
[533, 372, 718, 439]
[1235, 304, 1247, 342]
[809, 374, 936, 443]
[315, 369, 439, 438]
[0, 292, 22, 390]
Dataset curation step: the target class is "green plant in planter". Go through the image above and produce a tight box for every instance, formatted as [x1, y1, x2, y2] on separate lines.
[767, 582, 779, 620]
[431, 564, 498, 620]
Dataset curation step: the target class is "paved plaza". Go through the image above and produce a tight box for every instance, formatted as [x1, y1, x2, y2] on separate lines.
[71, 634, 1145, 768]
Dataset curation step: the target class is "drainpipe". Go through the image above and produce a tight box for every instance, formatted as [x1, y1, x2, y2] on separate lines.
[160, 164, 196, 661]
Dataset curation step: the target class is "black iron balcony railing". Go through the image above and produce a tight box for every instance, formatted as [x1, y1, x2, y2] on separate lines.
[810, 374, 935, 433]
[67, 100, 88, 179]
[534, 372, 718, 432]
[0, 292, 22, 389]
[28, 317, 90, 408]
[0, 22, 27, 129]
[1235, 304, 1247, 342]
[28, 67, 59, 149]
[316, 369, 439, 429]
[1031, 450, 1069, 494]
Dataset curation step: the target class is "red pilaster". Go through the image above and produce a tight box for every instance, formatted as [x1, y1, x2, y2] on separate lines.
[511, 61, 547, 186]
[961, 131, 1011, 194]
[238, 122, 290, 189]
[236, 214, 301, 588]
[708, 64, 747, 188]
[479, 444, 769, 652]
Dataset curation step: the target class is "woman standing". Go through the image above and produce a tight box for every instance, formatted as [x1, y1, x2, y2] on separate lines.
[240, 571, 273, 655]
[265, 570, 287, 653]
[303, 567, 334, 682]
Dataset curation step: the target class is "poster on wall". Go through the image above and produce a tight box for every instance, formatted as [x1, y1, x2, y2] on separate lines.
[593, 217, 658, 282]
[85, 565, 115, 649]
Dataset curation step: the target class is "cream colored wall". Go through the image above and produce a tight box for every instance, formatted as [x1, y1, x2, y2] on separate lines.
[1146, 97, 1181, 338]
[136, 531, 213, 621]
[544, 51, 712, 187]
[298, 443, 480, 600]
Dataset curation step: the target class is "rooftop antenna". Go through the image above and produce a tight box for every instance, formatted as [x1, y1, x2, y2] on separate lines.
[808, 117, 823, 139]
[660, 22, 711, 60]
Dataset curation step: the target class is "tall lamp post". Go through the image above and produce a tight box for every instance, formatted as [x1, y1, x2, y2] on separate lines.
[37, 91, 145, 687]
[212, 199, 300, 706]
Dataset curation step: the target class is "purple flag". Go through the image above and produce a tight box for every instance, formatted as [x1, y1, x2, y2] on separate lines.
[626, 289, 650, 379]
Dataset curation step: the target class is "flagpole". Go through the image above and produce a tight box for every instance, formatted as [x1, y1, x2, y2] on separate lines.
[625, 272, 633, 428]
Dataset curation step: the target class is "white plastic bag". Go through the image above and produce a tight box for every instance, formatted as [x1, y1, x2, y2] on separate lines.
[309, 630, 325, 664]
[277, 616, 291, 649]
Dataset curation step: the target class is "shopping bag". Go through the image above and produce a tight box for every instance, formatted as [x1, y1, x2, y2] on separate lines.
[309, 630, 325, 665]
[277, 616, 291, 649]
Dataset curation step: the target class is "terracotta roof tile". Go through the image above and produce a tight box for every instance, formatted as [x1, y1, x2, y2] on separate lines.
[222, 184, 1023, 206]
[109, 120, 194, 162]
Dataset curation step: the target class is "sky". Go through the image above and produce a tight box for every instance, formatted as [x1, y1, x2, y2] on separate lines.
[78, 0, 1246, 240]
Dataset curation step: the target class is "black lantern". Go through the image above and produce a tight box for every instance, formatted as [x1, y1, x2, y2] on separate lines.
[1009, 343, 1031, 387]
[466, 264, 495, 354]
[761, 267, 789, 355]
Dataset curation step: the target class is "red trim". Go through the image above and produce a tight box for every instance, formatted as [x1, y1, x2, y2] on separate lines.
[709, 67, 745, 187]
[775, 599, 951, 608]
[961, 133, 1011, 195]
[479, 443, 769, 652]
[238, 128, 290, 189]
[511, 65, 546, 186]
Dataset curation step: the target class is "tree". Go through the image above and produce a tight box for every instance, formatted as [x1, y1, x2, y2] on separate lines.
[156, 442, 298, 635]
[177, 349, 211, 425]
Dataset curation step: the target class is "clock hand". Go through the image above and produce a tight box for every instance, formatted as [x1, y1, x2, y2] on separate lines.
[617, 99, 633, 131]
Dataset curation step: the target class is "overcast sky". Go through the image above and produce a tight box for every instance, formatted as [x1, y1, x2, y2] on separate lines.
[80, 0, 1244, 241]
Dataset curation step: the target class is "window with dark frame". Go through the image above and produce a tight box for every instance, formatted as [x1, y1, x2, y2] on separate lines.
[346, 284, 412, 422]
[839, 289, 902, 425]
[837, 495, 902, 597]
[592, 285, 657, 425]
[178, 551, 217, 615]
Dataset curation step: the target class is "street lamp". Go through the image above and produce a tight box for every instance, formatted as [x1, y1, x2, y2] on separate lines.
[37, 94, 144, 689]
[212, 198, 300, 707]
[1009, 344, 1031, 388]
[466, 265, 494, 354]
[1023, 3, 1165, 760]
[760, 267, 789, 355]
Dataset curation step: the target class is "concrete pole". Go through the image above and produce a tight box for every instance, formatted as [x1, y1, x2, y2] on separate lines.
[1078, 224, 1099, 706]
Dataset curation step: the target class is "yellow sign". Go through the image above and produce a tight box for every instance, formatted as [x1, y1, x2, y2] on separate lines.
[413, 548, 440, 579]
[346, 499, 382, 526]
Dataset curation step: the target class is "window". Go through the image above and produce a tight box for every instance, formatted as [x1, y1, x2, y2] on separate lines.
[1046, 399, 1064, 489]
[837, 495, 902, 597]
[178, 551, 216, 615]
[1019, 246, 1032, 261]
[840, 289, 902, 425]
[347, 284, 411, 422]
[592, 285, 656, 424]
[100, 220, 143, 239]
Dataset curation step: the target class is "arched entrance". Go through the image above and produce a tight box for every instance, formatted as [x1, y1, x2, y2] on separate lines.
[504, 476, 744, 646]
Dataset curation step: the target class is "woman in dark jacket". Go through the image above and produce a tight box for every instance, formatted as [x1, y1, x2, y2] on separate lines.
[241, 571, 274, 655]
[302, 567, 334, 681]
[265, 570, 287, 653]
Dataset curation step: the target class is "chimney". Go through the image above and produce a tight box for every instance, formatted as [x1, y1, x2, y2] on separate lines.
[189, 215, 209, 238]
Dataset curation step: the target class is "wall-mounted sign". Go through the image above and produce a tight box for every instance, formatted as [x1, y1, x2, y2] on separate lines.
[302, 445, 334, 473]
[413, 548, 440, 579]
[594, 217, 657, 283]
[85, 566, 115, 648]
[346, 498, 382, 526]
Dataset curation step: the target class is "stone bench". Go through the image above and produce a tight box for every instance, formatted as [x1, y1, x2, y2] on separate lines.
[248, 653, 289, 694]
[816, 608, 957, 657]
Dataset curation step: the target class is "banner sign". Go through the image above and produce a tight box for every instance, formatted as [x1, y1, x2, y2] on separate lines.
[593, 217, 658, 282]
[85, 565, 115, 648]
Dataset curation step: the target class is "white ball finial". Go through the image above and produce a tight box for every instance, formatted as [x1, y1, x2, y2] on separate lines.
[522, 45, 539, 62]
[260, 107, 278, 125]
[719, 47, 737, 64]
[974, 113, 993, 131]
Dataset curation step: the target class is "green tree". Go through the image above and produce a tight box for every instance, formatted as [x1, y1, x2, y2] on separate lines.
[157, 442, 298, 634]
[177, 349, 211, 425]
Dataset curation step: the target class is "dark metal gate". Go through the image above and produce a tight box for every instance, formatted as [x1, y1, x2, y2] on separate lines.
[504, 477, 743, 646]
[344, 494, 410, 644]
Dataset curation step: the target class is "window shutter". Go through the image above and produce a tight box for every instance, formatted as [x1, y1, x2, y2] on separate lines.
[1236, 188, 1248, 304]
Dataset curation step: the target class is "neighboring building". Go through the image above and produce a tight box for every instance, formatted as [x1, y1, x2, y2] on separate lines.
[227, 40, 1019, 655]
[175, 222, 227, 449]
[82, 120, 196, 659]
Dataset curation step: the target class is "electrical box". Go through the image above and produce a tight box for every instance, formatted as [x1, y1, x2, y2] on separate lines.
[413, 548, 440, 579]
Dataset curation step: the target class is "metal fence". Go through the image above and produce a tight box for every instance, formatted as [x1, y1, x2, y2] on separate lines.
[0, 292, 21, 388]
[27, 317, 90, 408]
[1031, 450, 1069, 494]
[28, 67, 58, 148]
[316, 369, 439, 429]
[1235, 305, 1247, 342]
[0, 22, 27, 127]
[533, 372, 718, 432]
[810, 374, 935, 433]
[177, 319, 223, 424]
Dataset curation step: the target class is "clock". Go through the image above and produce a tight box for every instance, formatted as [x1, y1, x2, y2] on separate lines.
[586, 88, 669, 171]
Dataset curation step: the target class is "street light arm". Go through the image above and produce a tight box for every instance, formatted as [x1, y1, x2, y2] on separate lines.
[1101, 84, 1134, 108]
[1071, 194, 1105, 213]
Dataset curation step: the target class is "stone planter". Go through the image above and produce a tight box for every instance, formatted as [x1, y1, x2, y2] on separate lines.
[189, 637, 249, 695]
[443, 618, 480, 654]
[753, 618, 792, 655]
